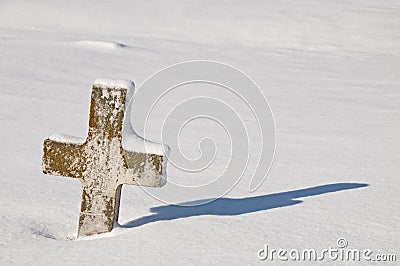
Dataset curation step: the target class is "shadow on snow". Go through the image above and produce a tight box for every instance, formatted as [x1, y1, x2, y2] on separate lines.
[123, 183, 368, 228]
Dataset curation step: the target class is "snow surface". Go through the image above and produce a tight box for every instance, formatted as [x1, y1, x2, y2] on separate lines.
[0, 0, 399, 265]
[76, 41, 128, 50]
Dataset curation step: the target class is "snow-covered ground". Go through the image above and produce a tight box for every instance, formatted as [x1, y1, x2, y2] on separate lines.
[0, 0, 399, 264]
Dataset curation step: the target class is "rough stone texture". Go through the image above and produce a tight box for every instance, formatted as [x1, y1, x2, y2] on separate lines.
[42, 84, 166, 238]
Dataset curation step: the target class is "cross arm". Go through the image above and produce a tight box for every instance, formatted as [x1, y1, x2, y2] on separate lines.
[42, 138, 86, 179]
[122, 150, 166, 187]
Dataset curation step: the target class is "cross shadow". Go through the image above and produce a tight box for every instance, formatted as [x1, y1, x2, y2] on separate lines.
[123, 183, 368, 228]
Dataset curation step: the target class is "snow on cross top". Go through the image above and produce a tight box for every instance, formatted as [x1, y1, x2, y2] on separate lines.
[50, 78, 167, 156]
[95, 78, 167, 157]
[93, 78, 135, 92]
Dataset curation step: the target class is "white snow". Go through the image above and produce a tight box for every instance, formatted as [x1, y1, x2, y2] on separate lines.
[119, 78, 168, 156]
[93, 78, 134, 91]
[0, 0, 399, 265]
[49, 133, 85, 144]
[76, 40, 127, 50]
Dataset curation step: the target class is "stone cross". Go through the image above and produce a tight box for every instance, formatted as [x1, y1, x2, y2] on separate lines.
[42, 79, 167, 238]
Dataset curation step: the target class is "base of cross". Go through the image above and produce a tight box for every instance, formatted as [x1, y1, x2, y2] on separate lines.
[42, 79, 168, 238]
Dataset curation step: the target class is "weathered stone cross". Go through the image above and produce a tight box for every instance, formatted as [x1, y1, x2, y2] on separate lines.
[42, 79, 167, 238]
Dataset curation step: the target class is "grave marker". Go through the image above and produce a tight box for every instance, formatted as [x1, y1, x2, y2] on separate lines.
[42, 79, 167, 238]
